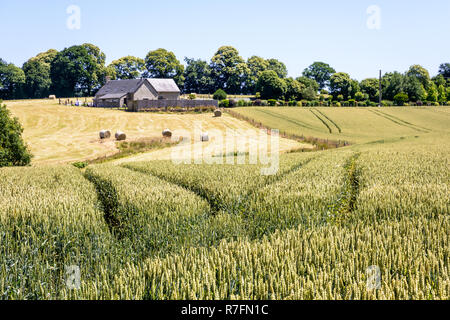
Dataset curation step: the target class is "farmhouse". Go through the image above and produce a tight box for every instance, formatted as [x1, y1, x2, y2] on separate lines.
[94, 78, 181, 109]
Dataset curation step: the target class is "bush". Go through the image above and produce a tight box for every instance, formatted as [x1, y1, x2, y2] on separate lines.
[253, 99, 262, 106]
[394, 92, 409, 106]
[219, 99, 229, 108]
[229, 99, 238, 108]
[73, 161, 88, 169]
[382, 100, 393, 107]
[261, 100, 268, 106]
[335, 102, 341, 107]
[433, 102, 440, 106]
[288, 100, 297, 106]
[348, 99, 356, 107]
[268, 99, 277, 106]
[188, 93, 196, 100]
[297, 101, 303, 107]
[237, 100, 245, 107]
[213, 89, 227, 101]
[0, 101, 33, 167]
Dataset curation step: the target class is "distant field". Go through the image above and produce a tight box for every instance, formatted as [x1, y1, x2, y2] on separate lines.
[6, 100, 304, 164]
[232, 106, 450, 144]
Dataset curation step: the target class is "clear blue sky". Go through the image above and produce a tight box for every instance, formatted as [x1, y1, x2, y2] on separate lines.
[1, 0, 449, 80]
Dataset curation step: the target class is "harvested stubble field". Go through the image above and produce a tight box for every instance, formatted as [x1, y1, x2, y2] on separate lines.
[0, 102, 449, 300]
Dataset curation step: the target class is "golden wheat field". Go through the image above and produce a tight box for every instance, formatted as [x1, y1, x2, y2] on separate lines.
[0, 101, 449, 300]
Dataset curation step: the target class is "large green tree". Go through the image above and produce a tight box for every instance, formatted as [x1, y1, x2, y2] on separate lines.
[0, 59, 25, 100]
[438, 63, 450, 79]
[382, 72, 404, 101]
[183, 58, 214, 94]
[244, 56, 269, 94]
[284, 77, 304, 101]
[109, 56, 145, 80]
[50, 44, 106, 97]
[403, 75, 426, 102]
[144, 48, 185, 88]
[267, 58, 288, 79]
[255, 70, 286, 99]
[210, 46, 247, 93]
[360, 78, 379, 102]
[406, 65, 431, 90]
[329, 72, 358, 99]
[22, 49, 58, 98]
[302, 62, 335, 90]
[0, 100, 32, 167]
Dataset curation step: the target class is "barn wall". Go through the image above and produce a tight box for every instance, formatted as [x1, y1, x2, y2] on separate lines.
[135, 99, 218, 111]
[158, 92, 181, 100]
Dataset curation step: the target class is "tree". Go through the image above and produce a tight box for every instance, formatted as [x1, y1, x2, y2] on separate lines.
[284, 77, 304, 101]
[432, 74, 446, 88]
[109, 56, 145, 80]
[255, 70, 286, 99]
[403, 76, 426, 102]
[144, 48, 185, 89]
[296, 76, 319, 93]
[183, 58, 214, 94]
[438, 85, 447, 104]
[267, 59, 288, 78]
[329, 72, 355, 99]
[244, 56, 269, 94]
[426, 82, 438, 102]
[50, 44, 106, 97]
[360, 78, 379, 102]
[213, 89, 227, 101]
[22, 49, 58, 98]
[354, 92, 365, 102]
[406, 65, 431, 90]
[393, 92, 409, 106]
[210, 46, 246, 93]
[0, 59, 25, 100]
[302, 62, 335, 90]
[382, 72, 404, 101]
[438, 63, 450, 78]
[0, 101, 32, 167]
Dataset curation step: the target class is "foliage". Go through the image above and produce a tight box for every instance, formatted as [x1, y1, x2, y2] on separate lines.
[302, 62, 335, 90]
[329, 72, 358, 100]
[393, 92, 409, 106]
[255, 70, 286, 100]
[266, 58, 288, 79]
[360, 78, 379, 102]
[284, 77, 304, 101]
[0, 59, 25, 99]
[109, 56, 145, 80]
[22, 49, 58, 98]
[210, 46, 247, 94]
[0, 101, 32, 167]
[183, 58, 214, 94]
[144, 48, 185, 89]
[213, 89, 227, 101]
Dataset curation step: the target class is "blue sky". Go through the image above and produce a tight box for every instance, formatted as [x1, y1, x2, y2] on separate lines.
[0, 0, 449, 80]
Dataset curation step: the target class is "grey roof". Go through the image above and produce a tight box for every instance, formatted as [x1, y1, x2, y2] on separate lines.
[95, 79, 145, 98]
[98, 93, 127, 99]
[95, 78, 180, 98]
[147, 78, 180, 93]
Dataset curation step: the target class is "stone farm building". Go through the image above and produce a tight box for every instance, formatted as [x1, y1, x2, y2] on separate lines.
[94, 78, 181, 110]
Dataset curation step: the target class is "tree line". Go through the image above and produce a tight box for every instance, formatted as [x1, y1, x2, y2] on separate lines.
[0, 43, 449, 105]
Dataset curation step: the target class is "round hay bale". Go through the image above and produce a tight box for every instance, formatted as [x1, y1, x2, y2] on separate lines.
[162, 129, 172, 138]
[201, 132, 209, 142]
[115, 131, 127, 141]
[214, 109, 222, 117]
[99, 130, 111, 139]
[49, 95, 56, 100]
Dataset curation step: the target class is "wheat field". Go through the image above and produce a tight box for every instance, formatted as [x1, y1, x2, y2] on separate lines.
[0, 102, 449, 299]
